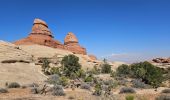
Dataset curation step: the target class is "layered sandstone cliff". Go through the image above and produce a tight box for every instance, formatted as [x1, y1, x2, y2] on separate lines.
[14, 18, 86, 55]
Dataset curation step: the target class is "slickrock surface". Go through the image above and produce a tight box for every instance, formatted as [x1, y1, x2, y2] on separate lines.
[0, 40, 32, 63]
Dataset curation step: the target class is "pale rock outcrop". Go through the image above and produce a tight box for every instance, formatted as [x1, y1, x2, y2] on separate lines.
[0, 40, 32, 63]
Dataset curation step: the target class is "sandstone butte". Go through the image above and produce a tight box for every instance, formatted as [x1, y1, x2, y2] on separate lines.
[14, 18, 97, 60]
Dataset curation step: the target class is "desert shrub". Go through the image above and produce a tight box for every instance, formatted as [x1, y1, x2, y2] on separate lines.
[101, 63, 112, 74]
[116, 64, 131, 77]
[0, 88, 8, 93]
[76, 69, 86, 78]
[131, 61, 163, 88]
[110, 70, 116, 77]
[156, 95, 170, 100]
[103, 79, 114, 86]
[61, 55, 81, 77]
[118, 79, 129, 86]
[161, 89, 170, 93]
[84, 74, 93, 82]
[119, 87, 136, 94]
[47, 74, 60, 84]
[84, 76, 93, 82]
[8, 82, 20, 88]
[126, 95, 134, 100]
[50, 67, 61, 75]
[80, 83, 91, 90]
[46, 74, 68, 86]
[70, 72, 77, 79]
[59, 76, 69, 86]
[52, 85, 65, 96]
[93, 83, 102, 96]
[131, 79, 147, 89]
[41, 58, 50, 74]
[91, 65, 100, 75]
[31, 87, 40, 94]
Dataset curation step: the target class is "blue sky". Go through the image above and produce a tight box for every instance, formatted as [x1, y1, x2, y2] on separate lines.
[0, 0, 170, 63]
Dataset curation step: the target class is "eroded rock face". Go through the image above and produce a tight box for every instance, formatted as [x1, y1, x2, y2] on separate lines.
[14, 18, 86, 55]
[64, 32, 86, 55]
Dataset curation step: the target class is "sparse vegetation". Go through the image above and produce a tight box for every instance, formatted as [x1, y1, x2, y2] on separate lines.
[101, 63, 112, 74]
[116, 62, 164, 88]
[156, 95, 170, 100]
[119, 87, 136, 94]
[50, 67, 61, 75]
[52, 85, 65, 96]
[41, 58, 50, 75]
[126, 95, 134, 100]
[131, 79, 148, 89]
[59, 76, 69, 86]
[47, 74, 60, 85]
[93, 83, 102, 96]
[80, 83, 91, 90]
[7, 82, 20, 88]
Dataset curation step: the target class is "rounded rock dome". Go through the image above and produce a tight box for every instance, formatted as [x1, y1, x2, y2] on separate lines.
[64, 32, 78, 44]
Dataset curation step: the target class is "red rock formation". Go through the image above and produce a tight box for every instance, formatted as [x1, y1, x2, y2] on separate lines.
[64, 32, 86, 55]
[14, 18, 86, 55]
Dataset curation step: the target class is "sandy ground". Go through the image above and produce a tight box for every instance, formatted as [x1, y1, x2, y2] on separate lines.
[0, 88, 166, 100]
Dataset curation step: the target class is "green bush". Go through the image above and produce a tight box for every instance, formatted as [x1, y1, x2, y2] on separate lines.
[93, 83, 102, 96]
[59, 76, 69, 86]
[50, 67, 61, 75]
[116, 64, 131, 77]
[76, 69, 86, 78]
[84, 76, 93, 82]
[110, 70, 116, 77]
[116, 62, 164, 87]
[101, 63, 112, 74]
[8, 82, 20, 88]
[61, 55, 81, 77]
[126, 95, 134, 100]
[131, 61, 163, 87]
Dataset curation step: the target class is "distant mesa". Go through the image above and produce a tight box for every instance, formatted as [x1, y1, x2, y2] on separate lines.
[14, 18, 87, 55]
